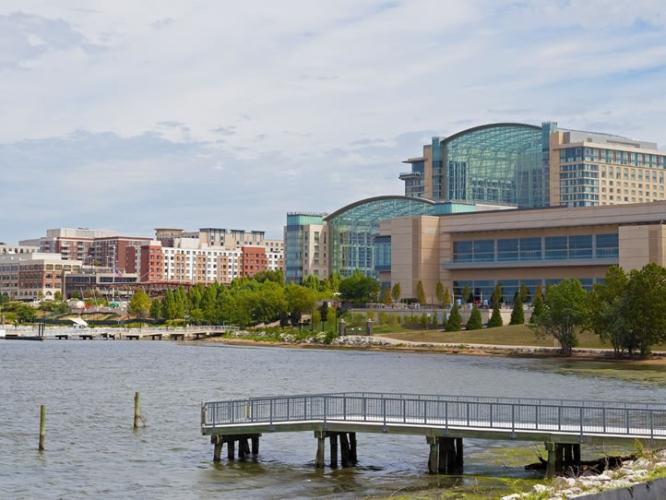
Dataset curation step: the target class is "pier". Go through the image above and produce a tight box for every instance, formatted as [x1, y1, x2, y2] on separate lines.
[1, 325, 236, 341]
[201, 392, 666, 476]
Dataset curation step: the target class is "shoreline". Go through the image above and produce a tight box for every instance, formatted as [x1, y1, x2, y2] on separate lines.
[199, 336, 666, 366]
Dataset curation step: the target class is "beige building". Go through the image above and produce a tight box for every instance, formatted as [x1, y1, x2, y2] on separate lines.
[400, 122, 666, 209]
[0, 253, 82, 300]
[380, 201, 666, 304]
[284, 213, 329, 283]
[549, 129, 666, 207]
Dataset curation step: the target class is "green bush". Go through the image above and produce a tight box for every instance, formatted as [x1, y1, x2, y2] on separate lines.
[466, 305, 483, 330]
[446, 304, 462, 331]
[510, 293, 525, 325]
[487, 305, 503, 328]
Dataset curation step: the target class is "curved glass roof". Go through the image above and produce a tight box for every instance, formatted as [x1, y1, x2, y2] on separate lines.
[326, 196, 435, 277]
[442, 123, 545, 207]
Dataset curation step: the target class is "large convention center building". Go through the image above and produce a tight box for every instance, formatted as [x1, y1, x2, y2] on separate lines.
[285, 122, 666, 303]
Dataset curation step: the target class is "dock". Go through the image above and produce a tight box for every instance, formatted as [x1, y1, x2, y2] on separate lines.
[1, 325, 236, 341]
[201, 392, 666, 476]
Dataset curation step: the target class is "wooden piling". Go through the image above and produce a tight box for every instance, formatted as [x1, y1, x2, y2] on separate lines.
[315, 432, 325, 468]
[227, 438, 235, 461]
[251, 435, 260, 455]
[349, 432, 357, 465]
[38, 405, 46, 452]
[339, 432, 351, 467]
[427, 437, 439, 474]
[545, 442, 556, 479]
[239, 437, 250, 458]
[329, 433, 338, 468]
[212, 435, 222, 462]
[133, 392, 141, 429]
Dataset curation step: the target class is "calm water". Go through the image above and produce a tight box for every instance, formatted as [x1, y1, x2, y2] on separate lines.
[1, 341, 665, 499]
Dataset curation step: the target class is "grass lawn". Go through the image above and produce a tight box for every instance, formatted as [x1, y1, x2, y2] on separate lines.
[379, 324, 666, 350]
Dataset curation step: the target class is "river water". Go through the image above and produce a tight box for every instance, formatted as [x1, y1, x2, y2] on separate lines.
[1, 341, 665, 499]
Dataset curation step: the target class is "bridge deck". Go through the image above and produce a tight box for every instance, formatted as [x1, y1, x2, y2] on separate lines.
[202, 392, 666, 445]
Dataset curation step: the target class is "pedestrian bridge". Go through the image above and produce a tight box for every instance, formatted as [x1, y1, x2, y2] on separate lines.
[201, 392, 666, 476]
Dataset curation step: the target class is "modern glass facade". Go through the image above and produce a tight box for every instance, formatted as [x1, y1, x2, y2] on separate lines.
[451, 233, 619, 264]
[444, 124, 545, 207]
[452, 277, 602, 304]
[325, 196, 435, 277]
[284, 213, 325, 283]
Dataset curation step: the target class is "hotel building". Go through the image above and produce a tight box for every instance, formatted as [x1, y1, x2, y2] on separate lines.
[400, 122, 666, 208]
[286, 122, 666, 299]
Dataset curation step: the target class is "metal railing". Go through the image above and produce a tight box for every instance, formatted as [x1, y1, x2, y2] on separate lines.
[201, 393, 666, 439]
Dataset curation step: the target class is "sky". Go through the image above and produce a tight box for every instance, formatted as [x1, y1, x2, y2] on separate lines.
[1, 0, 666, 242]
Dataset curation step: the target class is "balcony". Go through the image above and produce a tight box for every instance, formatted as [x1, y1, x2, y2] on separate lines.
[399, 171, 422, 180]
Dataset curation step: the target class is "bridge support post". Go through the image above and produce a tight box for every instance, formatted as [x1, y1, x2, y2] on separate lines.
[315, 431, 325, 468]
[339, 433, 351, 467]
[329, 433, 338, 468]
[349, 432, 358, 465]
[251, 435, 260, 456]
[427, 436, 439, 474]
[573, 443, 581, 474]
[239, 437, 250, 459]
[227, 438, 235, 461]
[212, 435, 222, 462]
[545, 442, 556, 479]
[436, 437, 463, 474]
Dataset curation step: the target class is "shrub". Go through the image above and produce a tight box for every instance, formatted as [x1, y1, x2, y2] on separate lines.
[446, 304, 462, 331]
[488, 305, 503, 328]
[466, 305, 483, 330]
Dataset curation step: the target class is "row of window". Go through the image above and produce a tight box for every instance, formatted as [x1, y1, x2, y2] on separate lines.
[560, 147, 666, 168]
[453, 277, 602, 304]
[452, 233, 618, 263]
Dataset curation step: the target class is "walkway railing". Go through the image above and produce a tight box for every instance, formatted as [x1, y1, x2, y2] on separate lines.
[202, 393, 666, 439]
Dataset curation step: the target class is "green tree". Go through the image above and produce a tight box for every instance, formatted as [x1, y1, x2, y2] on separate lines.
[446, 303, 462, 331]
[490, 283, 503, 308]
[53, 291, 63, 301]
[533, 279, 588, 356]
[128, 289, 151, 319]
[510, 292, 525, 325]
[391, 283, 401, 303]
[286, 284, 317, 325]
[189, 307, 205, 324]
[15, 304, 36, 323]
[530, 287, 545, 324]
[587, 266, 629, 356]
[519, 283, 530, 303]
[487, 304, 503, 328]
[380, 287, 392, 305]
[339, 271, 379, 305]
[461, 285, 472, 304]
[466, 305, 483, 331]
[303, 274, 322, 291]
[435, 281, 444, 307]
[621, 263, 666, 357]
[442, 287, 451, 309]
[150, 299, 163, 321]
[416, 281, 426, 305]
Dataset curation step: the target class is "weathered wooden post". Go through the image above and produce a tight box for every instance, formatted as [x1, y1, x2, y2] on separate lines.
[227, 439, 236, 461]
[365, 319, 373, 336]
[455, 437, 464, 471]
[315, 431, 325, 468]
[133, 392, 142, 429]
[329, 432, 338, 467]
[339, 433, 351, 467]
[545, 441, 556, 479]
[212, 435, 222, 462]
[38, 405, 46, 451]
[427, 436, 439, 474]
[349, 432, 357, 465]
[251, 435, 260, 455]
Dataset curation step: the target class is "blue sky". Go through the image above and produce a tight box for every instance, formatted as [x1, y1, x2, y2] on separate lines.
[1, 0, 666, 242]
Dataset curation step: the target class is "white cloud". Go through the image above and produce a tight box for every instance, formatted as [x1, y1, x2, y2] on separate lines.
[1, 0, 666, 241]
